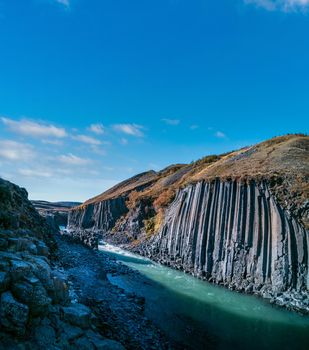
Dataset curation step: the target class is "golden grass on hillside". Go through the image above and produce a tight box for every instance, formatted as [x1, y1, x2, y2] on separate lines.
[77, 135, 309, 219]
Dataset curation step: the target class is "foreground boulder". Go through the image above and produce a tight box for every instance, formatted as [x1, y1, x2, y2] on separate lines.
[0, 291, 29, 336]
[62, 303, 92, 328]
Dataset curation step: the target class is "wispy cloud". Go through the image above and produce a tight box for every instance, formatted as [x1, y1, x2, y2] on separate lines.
[58, 153, 91, 166]
[1, 117, 67, 138]
[120, 138, 128, 145]
[55, 0, 70, 8]
[244, 0, 309, 12]
[18, 168, 52, 178]
[190, 124, 199, 130]
[0, 140, 35, 161]
[73, 134, 102, 145]
[215, 131, 226, 138]
[90, 145, 106, 156]
[112, 124, 144, 137]
[88, 123, 105, 135]
[161, 118, 180, 126]
[42, 139, 64, 146]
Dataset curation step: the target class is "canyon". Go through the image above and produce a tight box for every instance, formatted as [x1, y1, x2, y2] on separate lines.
[0, 178, 168, 349]
[1, 134, 308, 349]
[68, 134, 309, 313]
[32, 200, 82, 229]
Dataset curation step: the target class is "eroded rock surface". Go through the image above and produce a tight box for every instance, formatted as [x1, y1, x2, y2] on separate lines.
[0, 178, 129, 349]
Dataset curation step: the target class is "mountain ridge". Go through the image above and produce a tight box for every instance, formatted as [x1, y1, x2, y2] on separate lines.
[74, 134, 309, 228]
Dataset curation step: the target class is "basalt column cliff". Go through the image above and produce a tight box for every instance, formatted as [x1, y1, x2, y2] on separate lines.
[68, 135, 309, 312]
[150, 180, 308, 295]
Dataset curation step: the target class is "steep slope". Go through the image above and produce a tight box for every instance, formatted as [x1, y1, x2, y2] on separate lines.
[0, 179, 56, 245]
[0, 178, 125, 349]
[147, 180, 308, 300]
[68, 134, 309, 312]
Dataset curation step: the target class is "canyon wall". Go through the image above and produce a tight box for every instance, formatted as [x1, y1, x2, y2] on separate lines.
[145, 180, 308, 295]
[69, 197, 127, 231]
[68, 179, 309, 312]
[68, 197, 128, 246]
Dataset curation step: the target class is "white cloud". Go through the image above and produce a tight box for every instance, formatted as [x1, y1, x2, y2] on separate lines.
[244, 0, 309, 11]
[73, 134, 101, 145]
[215, 131, 226, 138]
[88, 123, 105, 135]
[18, 168, 52, 178]
[0, 140, 35, 161]
[58, 153, 91, 166]
[161, 118, 180, 126]
[1, 117, 67, 138]
[112, 124, 144, 137]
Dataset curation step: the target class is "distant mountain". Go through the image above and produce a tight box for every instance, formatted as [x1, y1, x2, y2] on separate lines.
[31, 200, 81, 211]
[32, 200, 82, 228]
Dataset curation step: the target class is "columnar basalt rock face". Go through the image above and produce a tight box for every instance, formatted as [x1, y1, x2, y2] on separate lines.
[145, 180, 308, 303]
[68, 197, 128, 232]
[67, 197, 129, 247]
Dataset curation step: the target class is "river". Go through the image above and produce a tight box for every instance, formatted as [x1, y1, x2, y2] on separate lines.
[99, 242, 309, 350]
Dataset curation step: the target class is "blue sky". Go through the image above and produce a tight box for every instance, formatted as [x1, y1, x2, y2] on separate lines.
[0, 0, 308, 201]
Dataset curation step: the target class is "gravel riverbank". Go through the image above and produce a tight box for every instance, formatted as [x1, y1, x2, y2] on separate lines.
[53, 234, 173, 350]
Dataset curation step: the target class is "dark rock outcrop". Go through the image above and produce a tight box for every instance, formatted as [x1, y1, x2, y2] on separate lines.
[137, 180, 308, 312]
[0, 291, 29, 336]
[69, 197, 128, 231]
[68, 197, 128, 247]
[0, 178, 125, 349]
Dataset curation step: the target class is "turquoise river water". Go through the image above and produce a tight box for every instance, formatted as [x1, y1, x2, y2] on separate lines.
[99, 242, 309, 350]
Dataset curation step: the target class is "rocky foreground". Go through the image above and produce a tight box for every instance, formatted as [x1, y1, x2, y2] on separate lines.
[0, 233, 170, 349]
[53, 233, 171, 350]
[0, 178, 171, 350]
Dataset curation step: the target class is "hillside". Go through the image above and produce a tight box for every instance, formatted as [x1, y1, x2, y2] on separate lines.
[32, 201, 82, 211]
[76, 134, 309, 228]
